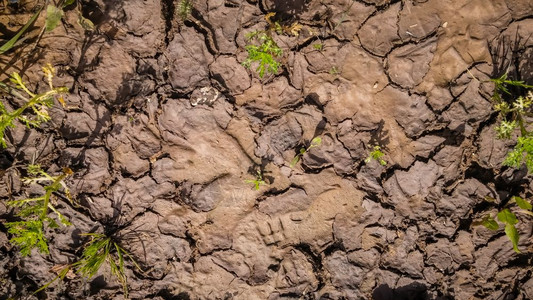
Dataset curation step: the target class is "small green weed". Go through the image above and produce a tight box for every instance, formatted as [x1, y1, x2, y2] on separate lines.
[36, 232, 142, 298]
[313, 43, 324, 51]
[244, 170, 266, 190]
[5, 164, 73, 256]
[242, 31, 282, 78]
[475, 196, 532, 253]
[329, 66, 340, 75]
[0, 64, 68, 148]
[75, 233, 141, 298]
[491, 73, 533, 172]
[177, 0, 193, 21]
[290, 137, 322, 168]
[365, 145, 387, 166]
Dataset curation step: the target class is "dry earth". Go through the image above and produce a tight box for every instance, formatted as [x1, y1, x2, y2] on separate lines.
[1, 0, 533, 299]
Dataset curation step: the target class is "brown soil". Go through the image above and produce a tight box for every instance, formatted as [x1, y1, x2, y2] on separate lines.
[1, 0, 533, 299]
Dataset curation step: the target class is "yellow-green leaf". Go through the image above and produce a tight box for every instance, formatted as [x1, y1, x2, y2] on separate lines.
[46, 5, 64, 32]
[497, 208, 518, 225]
[504, 223, 520, 253]
[481, 215, 499, 230]
[513, 196, 532, 211]
[78, 14, 95, 31]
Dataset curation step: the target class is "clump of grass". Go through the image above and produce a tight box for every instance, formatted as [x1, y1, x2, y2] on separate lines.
[0, 64, 68, 148]
[365, 145, 387, 166]
[36, 232, 142, 298]
[290, 137, 322, 168]
[5, 164, 73, 256]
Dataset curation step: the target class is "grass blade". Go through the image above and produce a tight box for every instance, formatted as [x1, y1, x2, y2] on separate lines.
[0, 7, 43, 55]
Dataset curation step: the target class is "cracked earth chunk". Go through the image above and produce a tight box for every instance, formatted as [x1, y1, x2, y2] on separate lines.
[204, 3, 241, 53]
[128, 212, 192, 278]
[273, 249, 318, 294]
[387, 38, 437, 88]
[410, 135, 446, 158]
[162, 27, 214, 93]
[120, 0, 164, 56]
[302, 134, 354, 174]
[81, 45, 138, 105]
[259, 188, 310, 216]
[255, 115, 302, 165]
[156, 100, 248, 183]
[379, 87, 436, 138]
[477, 124, 514, 170]
[440, 179, 492, 217]
[433, 146, 463, 183]
[210, 56, 251, 94]
[383, 160, 439, 218]
[110, 176, 174, 220]
[347, 248, 380, 269]
[381, 227, 424, 278]
[324, 251, 367, 291]
[358, 2, 401, 56]
[398, 1, 440, 41]
[61, 147, 111, 195]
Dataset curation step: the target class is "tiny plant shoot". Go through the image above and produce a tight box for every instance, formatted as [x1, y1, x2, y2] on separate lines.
[36, 233, 143, 298]
[0, 64, 68, 148]
[290, 137, 322, 168]
[245, 170, 266, 190]
[365, 145, 387, 166]
[5, 165, 73, 256]
[491, 73, 533, 173]
[242, 31, 282, 78]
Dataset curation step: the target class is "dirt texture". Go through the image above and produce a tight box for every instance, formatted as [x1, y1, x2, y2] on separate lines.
[1, 0, 533, 299]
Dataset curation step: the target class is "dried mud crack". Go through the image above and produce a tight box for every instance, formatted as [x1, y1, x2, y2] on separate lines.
[1, 0, 533, 299]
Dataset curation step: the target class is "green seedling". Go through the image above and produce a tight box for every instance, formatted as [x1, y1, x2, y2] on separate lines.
[329, 66, 340, 75]
[36, 232, 142, 298]
[475, 196, 532, 253]
[0, 64, 68, 148]
[242, 31, 282, 78]
[5, 164, 73, 256]
[75, 233, 141, 298]
[245, 170, 266, 190]
[177, 0, 193, 21]
[365, 145, 387, 166]
[290, 137, 322, 168]
[313, 43, 323, 51]
[491, 73, 533, 173]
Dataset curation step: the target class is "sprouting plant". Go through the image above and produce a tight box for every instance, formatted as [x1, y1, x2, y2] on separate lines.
[290, 137, 322, 168]
[476, 196, 532, 253]
[5, 164, 73, 256]
[365, 145, 387, 166]
[35, 232, 142, 298]
[491, 73, 533, 172]
[313, 43, 324, 51]
[177, 0, 193, 21]
[244, 170, 266, 190]
[76, 233, 141, 298]
[0, 64, 68, 148]
[329, 66, 340, 75]
[242, 31, 282, 78]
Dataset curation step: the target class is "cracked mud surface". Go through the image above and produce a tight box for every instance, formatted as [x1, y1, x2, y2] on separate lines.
[1, 0, 533, 299]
